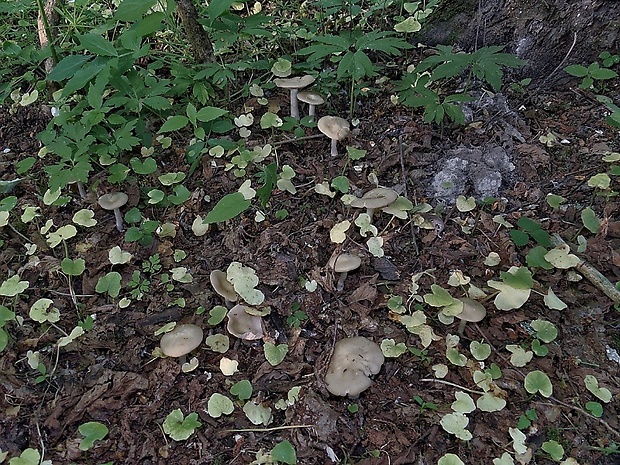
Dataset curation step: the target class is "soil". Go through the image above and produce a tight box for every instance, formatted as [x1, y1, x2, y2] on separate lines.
[0, 80, 619, 465]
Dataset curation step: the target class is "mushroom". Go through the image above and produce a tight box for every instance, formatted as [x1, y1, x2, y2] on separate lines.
[328, 253, 361, 291]
[227, 304, 264, 340]
[455, 297, 487, 336]
[296, 91, 324, 120]
[98, 192, 128, 232]
[160, 324, 204, 357]
[210, 270, 237, 308]
[274, 75, 316, 120]
[317, 116, 350, 156]
[350, 187, 399, 217]
[324, 336, 384, 397]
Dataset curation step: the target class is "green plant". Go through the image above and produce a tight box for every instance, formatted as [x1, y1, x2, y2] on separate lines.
[564, 59, 618, 91]
[286, 302, 308, 328]
[396, 45, 524, 124]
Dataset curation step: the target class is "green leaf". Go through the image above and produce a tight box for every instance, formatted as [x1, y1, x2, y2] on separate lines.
[509, 229, 530, 246]
[230, 380, 253, 400]
[423, 284, 455, 307]
[196, 106, 229, 122]
[526, 246, 554, 270]
[546, 193, 566, 208]
[95, 272, 122, 298]
[584, 374, 612, 402]
[0, 328, 8, 352]
[207, 305, 227, 325]
[524, 370, 553, 397]
[78, 421, 109, 451]
[530, 319, 558, 342]
[541, 440, 564, 461]
[162, 409, 202, 441]
[204, 192, 251, 224]
[500, 267, 533, 289]
[331, 176, 350, 193]
[61, 258, 86, 276]
[7, 448, 42, 465]
[207, 393, 234, 418]
[531, 339, 548, 356]
[585, 401, 603, 417]
[590, 67, 617, 80]
[29, 298, 60, 323]
[581, 207, 600, 233]
[205, 0, 236, 21]
[130, 157, 157, 174]
[264, 342, 288, 366]
[47, 55, 91, 82]
[0, 275, 29, 297]
[78, 33, 118, 57]
[114, 0, 157, 21]
[159, 115, 189, 133]
[271, 440, 297, 465]
[564, 64, 589, 77]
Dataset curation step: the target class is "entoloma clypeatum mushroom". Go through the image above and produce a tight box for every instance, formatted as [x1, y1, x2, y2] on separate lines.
[210, 270, 238, 308]
[325, 336, 384, 397]
[227, 304, 264, 340]
[455, 297, 486, 336]
[274, 75, 316, 120]
[98, 192, 128, 232]
[160, 324, 204, 357]
[350, 187, 399, 217]
[328, 253, 361, 291]
[296, 91, 324, 120]
[317, 115, 350, 156]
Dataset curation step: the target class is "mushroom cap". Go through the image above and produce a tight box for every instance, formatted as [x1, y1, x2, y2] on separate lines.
[210, 270, 237, 302]
[328, 253, 361, 273]
[457, 297, 487, 322]
[274, 75, 315, 89]
[297, 91, 325, 105]
[350, 187, 399, 209]
[227, 304, 264, 340]
[317, 116, 350, 141]
[160, 324, 203, 357]
[98, 192, 128, 210]
[325, 336, 384, 397]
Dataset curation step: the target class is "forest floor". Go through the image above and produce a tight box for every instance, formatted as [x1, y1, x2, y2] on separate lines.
[0, 79, 619, 465]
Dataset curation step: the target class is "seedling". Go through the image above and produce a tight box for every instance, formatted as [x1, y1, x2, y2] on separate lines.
[413, 395, 438, 411]
[162, 409, 202, 441]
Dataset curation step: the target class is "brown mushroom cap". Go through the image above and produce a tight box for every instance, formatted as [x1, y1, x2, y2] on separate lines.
[160, 324, 204, 357]
[328, 253, 361, 273]
[210, 270, 237, 302]
[457, 297, 487, 322]
[227, 304, 264, 340]
[274, 75, 316, 89]
[325, 336, 384, 397]
[350, 187, 399, 210]
[297, 91, 325, 106]
[98, 192, 128, 210]
[317, 116, 350, 141]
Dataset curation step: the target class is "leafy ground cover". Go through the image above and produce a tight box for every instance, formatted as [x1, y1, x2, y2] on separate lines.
[1, 1, 620, 464]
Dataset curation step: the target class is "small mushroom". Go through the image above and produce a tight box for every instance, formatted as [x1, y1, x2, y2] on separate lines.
[324, 336, 384, 397]
[227, 304, 264, 340]
[160, 324, 204, 357]
[456, 297, 486, 336]
[210, 270, 237, 308]
[328, 253, 361, 291]
[274, 75, 316, 120]
[350, 187, 399, 217]
[317, 115, 350, 156]
[296, 91, 325, 120]
[98, 192, 128, 232]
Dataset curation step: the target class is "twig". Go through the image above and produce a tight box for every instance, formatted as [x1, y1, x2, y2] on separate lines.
[419, 378, 485, 395]
[398, 135, 419, 255]
[224, 424, 316, 433]
[272, 134, 325, 147]
[539, 400, 620, 439]
[551, 234, 620, 303]
[541, 31, 577, 86]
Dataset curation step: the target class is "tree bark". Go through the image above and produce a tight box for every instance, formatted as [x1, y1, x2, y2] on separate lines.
[422, 0, 620, 87]
[37, 0, 61, 73]
[176, 0, 214, 64]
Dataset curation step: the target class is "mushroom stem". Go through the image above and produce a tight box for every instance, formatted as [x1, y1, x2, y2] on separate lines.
[457, 319, 467, 336]
[113, 208, 124, 232]
[330, 138, 339, 157]
[77, 181, 87, 199]
[336, 271, 348, 291]
[290, 89, 300, 120]
[308, 104, 316, 118]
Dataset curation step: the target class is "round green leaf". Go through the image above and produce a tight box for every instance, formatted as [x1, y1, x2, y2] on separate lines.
[524, 370, 553, 397]
[78, 421, 109, 451]
[29, 298, 60, 323]
[230, 380, 253, 400]
[61, 258, 86, 276]
[162, 409, 202, 441]
[271, 440, 297, 464]
[207, 393, 234, 418]
[264, 342, 288, 366]
[530, 319, 558, 343]
[437, 453, 465, 465]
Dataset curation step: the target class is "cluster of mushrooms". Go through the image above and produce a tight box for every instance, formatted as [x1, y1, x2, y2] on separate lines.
[274, 74, 350, 157]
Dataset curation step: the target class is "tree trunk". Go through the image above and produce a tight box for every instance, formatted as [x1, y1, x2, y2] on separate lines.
[37, 0, 61, 73]
[176, 0, 214, 64]
[422, 0, 620, 87]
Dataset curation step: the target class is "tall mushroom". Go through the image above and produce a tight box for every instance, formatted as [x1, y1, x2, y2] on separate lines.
[328, 253, 361, 291]
[297, 91, 324, 120]
[317, 116, 350, 157]
[455, 297, 486, 336]
[274, 75, 315, 120]
[98, 192, 128, 232]
[350, 187, 399, 218]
